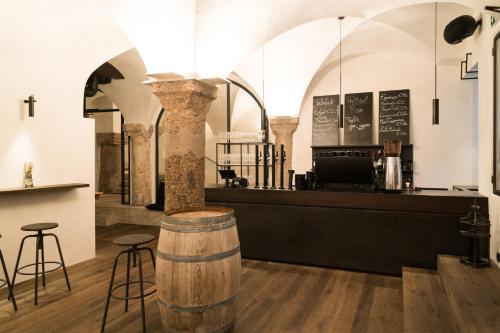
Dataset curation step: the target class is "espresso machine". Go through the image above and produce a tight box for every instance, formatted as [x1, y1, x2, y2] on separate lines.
[384, 140, 402, 193]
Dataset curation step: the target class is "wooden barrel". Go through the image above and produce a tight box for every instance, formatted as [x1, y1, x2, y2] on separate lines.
[156, 206, 241, 333]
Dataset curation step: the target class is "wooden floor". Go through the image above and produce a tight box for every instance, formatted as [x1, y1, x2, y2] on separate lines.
[402, 267, 458, 333]
[0, 224, 404, 333]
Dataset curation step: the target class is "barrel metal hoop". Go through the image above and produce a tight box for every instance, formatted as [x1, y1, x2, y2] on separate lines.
[157, 246, 240, 263]
[163, 216, 235, 227]
[161, 219, 236, 233]
[163, 211, 235, 226]
[157, 293, 238, 313]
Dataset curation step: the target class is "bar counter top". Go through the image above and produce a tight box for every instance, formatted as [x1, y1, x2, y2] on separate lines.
[205, 186, 488, 216]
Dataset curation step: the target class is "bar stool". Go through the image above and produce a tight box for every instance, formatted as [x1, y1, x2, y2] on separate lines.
[11, 223, 71, 305]
[1, 235, 17, 311]
[101, 234, 156, 333]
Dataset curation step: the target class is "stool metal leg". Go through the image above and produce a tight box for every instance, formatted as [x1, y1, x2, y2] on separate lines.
[34, 233, 40, 305]
[101, 250, 127, 333]
[137, 250, 147, 333]
[138, 247, 156, 271]
[10, 234, 36, 299]
[39, 232, 46, 287]
[125, 251, 131, 313]
[0, 249, 17, 311]
[47, 233, 71, 291]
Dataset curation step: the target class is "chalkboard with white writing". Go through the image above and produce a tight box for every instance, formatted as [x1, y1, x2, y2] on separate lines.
[379, 89, 410, 144]
[344, 92, 373, 145]
[312, 95, 339, 146]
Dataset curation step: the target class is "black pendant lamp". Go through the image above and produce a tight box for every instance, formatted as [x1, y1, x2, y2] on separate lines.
[433, 2, 440, 125]
[338, 16, 345, 129]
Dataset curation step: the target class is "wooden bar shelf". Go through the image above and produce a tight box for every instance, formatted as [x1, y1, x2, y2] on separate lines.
[0, 183, 89, 195]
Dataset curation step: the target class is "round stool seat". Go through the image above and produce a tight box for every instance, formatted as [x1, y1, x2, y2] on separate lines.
[113, 234, 155, 247]
[21, 223, 59, 232]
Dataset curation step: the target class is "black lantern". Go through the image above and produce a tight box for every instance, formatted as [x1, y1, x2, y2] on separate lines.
[459, 199, 491, 268]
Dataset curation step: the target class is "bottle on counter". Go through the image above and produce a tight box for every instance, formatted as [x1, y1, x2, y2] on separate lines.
[376, 150, 384, 173]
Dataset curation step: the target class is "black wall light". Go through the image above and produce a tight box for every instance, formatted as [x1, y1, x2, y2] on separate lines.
[433, 3, 439, 125]
[24, 94, 36, 117]
[485, 6, 500, 14]
[338, 16, 345, 129]
[444, 15, 480, 45]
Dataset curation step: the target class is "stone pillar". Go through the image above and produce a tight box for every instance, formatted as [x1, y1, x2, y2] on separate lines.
[149, 79, 217, 213]
[124, 123, 153, 206]
[270, 116, 299, 185]
[96, 133, 121, 194]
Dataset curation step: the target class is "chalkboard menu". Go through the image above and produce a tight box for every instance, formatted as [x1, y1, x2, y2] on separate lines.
[344, 92, 373, 145]
[379, 89, 410, 144]
[312, 95, 339, 146]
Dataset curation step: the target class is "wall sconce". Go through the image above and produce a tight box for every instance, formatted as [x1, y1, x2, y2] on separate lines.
[24, 94, 36, 117]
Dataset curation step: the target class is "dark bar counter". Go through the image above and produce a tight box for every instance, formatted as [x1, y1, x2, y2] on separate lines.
[206, 186, 488, 275]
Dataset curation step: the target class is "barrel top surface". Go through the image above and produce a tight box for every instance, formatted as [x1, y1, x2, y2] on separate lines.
[164, 206, 235, 226]
[21, 223, 59, 232]
[113, 233, 155, 246]
[171, 210, 228, 219]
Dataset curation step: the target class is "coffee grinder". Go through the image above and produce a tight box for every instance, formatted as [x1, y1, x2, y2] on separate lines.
[384, 140, 402, 193]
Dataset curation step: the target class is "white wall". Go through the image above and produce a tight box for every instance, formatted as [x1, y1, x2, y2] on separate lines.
[87, 94, 121, 133]
[295, 51, 477, 188]
[100, 48, 162, 125]
[229, 3, 478, 190]
[0, 0, 131, 282]
[474, 16, 500, 265]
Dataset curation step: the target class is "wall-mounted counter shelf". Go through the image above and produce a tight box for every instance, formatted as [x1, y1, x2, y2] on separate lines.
[0, 183, 89, 195]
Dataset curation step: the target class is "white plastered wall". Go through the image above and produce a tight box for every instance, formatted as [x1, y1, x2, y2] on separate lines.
[0, 0, 132, 283]
[293, 3, 478, 189]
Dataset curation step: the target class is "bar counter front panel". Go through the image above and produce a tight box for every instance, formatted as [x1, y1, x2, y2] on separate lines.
[205, 187, 488, 276]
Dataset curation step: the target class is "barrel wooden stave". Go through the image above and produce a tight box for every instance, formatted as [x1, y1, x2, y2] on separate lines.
[157, 206, 241, 333]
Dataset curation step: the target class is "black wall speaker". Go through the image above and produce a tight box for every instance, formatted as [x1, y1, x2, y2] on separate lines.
[444, 15, 480, 45]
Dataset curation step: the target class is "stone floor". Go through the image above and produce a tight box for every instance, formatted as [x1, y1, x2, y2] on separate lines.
[96, 194, 162, 227]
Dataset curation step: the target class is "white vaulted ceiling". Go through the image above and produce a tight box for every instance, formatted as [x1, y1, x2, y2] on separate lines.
[88, 0, 486, 122]
[95, 0, 485, 78]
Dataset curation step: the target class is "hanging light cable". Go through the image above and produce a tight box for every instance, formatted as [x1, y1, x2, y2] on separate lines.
[338, 16, 345, 129]
[262, 45, 265, 109]
[261, 45, 269, 142]
[432, 2, 440, 125]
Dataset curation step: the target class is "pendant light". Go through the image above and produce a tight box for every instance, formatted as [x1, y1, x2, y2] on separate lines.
[432, 2, 440, 125]
[338, 16, 345, 129]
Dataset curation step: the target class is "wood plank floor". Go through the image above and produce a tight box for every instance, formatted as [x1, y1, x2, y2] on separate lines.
[0, 224, 403, 333]
[402, 267, 458, 333]
[438, 255, 500, 333]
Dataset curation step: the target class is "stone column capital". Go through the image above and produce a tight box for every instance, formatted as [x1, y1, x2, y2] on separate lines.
[148, 79, 218, 102]
[269, 116, 299, 136]
[269, 116, 299, 185]
[123, 123, 153, 139]
[96, 133, 121, 145]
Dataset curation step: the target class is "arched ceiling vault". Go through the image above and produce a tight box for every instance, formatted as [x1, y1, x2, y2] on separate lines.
[233, 1, 476, 118]
[97, 0, 485, 79]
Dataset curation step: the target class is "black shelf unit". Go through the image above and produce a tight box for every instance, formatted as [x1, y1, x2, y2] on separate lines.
[215, 142, 276, 186]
